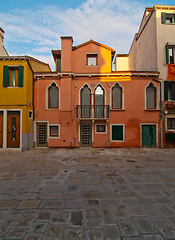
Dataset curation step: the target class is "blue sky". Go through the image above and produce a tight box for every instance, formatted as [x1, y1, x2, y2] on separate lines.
[1, 0, 175, 69]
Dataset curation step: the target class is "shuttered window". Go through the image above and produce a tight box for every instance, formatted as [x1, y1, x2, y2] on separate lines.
[3, 65, 23, 87]
[146, 83, 156, 109]
[164, 81, 175, 101]
[112, 84, 122, 109]
[48, 83, 59, 108]
[111, 125, 124, 141]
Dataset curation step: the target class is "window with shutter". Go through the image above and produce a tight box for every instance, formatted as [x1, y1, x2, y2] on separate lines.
[111, 125, 124, 141]
[146, 83, 157, 109]
[3, 66, 23, 87]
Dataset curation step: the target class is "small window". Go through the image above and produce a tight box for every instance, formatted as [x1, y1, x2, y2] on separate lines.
[111, 125, 124, 141]
[96, 124, 106, 133]
[164, 81, 175, 101]
[29, 111, 33, 119]
[167, 118, 175, 130]
[87, 54, 98, 66]
[49, 125, 59, 138]
[146, 83, 157, 109]
[3, 65, 24, 87]
[162, 12, 175, 24]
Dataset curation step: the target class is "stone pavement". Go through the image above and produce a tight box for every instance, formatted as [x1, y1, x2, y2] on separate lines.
[0, 148, 175, 240]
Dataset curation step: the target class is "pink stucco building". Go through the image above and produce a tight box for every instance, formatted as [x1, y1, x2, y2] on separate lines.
[34, 37, 160, 148]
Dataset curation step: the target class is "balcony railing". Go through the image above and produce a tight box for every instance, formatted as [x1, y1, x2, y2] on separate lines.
[76, 105, 109, 119]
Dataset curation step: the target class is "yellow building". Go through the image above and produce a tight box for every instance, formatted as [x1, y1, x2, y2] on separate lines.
[0, 56, 50, 150]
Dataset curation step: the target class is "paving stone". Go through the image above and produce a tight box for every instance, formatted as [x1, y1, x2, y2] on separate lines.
[63, 228, 83, 240]
[0, 200, 19, 209]
[71, 210, 83, 226]
[39, 200, 64, 209]
[134, 218, 157, 234]
[85, 229, 104, 240]
[152, 218, 175, 239]
[44, 225, 63, 240]
[38, 192, 62, 200]
[63, 192, 77, 199]
[127, 206, 147, 217]
[17, 200, 40, 209]
[29, 222, 47, 234]
[4, 228, 26, 239]
[65, 200, 84, 209]
[104, 227, 120, 239]
[24, 234, 43, 240]
[0, 216, 16, 237]
[17, 193, 38, 200]
[102, 208, 117, 224]
[85, 219, 102, 228]
[142, 234, 164, 240]
[86, 199, 99, 208]
[119, 219, 139, 236]
[157, 205, 175, 217]
[86, 208, 101, 219]
[36, 210, 52, 222]
[51, 210, 69, 224]
[14, 211, 38, 228]
[80, 192, 100, 199]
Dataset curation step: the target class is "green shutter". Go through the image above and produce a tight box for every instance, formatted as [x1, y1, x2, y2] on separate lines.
[172, 82, 175, 100]
[57, 58, 61, 72]
[3, 66, 9, 87]
[112, 125, 123, 141]
[165, 43, 169, 64]
[18, 66, 24, 87]
[164, 81, 168, 100]
[161, 12, 166, 24]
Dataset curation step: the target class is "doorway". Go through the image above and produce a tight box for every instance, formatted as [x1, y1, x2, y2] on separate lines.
[0, 112, 3, 148]
[80, 121, 92, 147]
[37, 122, 48, 147]
[7, 111, 20, 148]
[142, 124, 156, 148]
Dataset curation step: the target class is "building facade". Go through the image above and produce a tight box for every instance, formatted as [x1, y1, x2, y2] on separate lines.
[0, 56, 50, 150]
[34, 37, 160, 148]
[116, 5, 175, 147]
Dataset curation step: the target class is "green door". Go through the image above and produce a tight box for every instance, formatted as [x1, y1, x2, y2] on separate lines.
[142, 125, 156, 148]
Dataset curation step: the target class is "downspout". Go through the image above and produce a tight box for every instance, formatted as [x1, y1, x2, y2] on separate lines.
[153, 77, 163, 148]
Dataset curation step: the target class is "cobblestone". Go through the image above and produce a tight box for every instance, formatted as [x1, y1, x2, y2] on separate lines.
[0, 148, 175, 239]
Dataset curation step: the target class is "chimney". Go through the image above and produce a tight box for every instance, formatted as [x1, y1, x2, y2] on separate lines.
[61, 36, 73, 72]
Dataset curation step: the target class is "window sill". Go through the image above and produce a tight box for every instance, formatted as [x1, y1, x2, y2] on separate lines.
[110, 108, 125, 111]
[145, 109, 160, 111]
[46, 108, 60, 110]
[86, 65, 98, 67]
[49, 136, 60, 139]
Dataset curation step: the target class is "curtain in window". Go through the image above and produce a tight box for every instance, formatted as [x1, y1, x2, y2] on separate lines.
[95, 86, 104, 118]
[112, 84, 122, 108]
[49, 84, 59, 108]
[146, 84, 156, 109]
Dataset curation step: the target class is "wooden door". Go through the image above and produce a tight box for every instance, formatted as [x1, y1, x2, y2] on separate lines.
[37, 122, 48, 147]
[142, 125, 156, 148]
[7, 111, 20, 148]
[80, 121, 92, 147]
[0, 112, 3, 148]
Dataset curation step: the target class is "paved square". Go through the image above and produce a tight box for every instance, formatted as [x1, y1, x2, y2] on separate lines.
[0, 148, 175, 239]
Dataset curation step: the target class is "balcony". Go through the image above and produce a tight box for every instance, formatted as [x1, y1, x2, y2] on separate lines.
[76, 105, 109, 119]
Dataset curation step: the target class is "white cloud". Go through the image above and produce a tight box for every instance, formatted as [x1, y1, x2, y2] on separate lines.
[0, 0, 147, 70]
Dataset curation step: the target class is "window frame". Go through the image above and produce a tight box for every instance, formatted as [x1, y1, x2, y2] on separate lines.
[166, 117, 175, 131]
[28, 111, 33, 119]
[49, 124, 60, 139]
[111, 83, 123, 110]
[95, 124, 107, 134]
[145, 82, 157, 110]
[161, 12, 175, 24]
[110, 124, 124, 142]
[46, 82, 60, 110]
[86, 53, 98, 66]
[3, 65, 24, 88]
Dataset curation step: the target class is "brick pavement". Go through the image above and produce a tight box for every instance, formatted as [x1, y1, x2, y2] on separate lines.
[0, 148, 175, 239]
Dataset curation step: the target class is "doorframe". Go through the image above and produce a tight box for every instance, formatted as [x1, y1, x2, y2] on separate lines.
[140, 123, 158, 148]
[0, 109, 22, 151]
[79, 121, 93, 147]
[34, 121, 49, 147]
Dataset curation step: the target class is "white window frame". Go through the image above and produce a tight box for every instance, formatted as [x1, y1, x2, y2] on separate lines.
[49, 124, 60, 139]
[95, 124, 107, 134]
[86, 53, 98, 67]
[165, 116, 175, 131]
[110, 124, 125, 142]
[145, 82, 159, 110]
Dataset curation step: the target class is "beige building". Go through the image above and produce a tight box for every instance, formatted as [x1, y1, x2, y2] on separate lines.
[116, 5, 175, 147]
[0, 28, 8, 56]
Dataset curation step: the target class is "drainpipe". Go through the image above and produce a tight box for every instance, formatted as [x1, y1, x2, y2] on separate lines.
[153, 77, 163, 148]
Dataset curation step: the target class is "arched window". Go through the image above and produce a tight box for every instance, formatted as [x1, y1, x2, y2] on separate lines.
[81, 85, 91, 117]
[48, 83, 59, 108]
[146, 83, 157, 109]
[94, 85, 104, 118]
[112, 83, 122, 109]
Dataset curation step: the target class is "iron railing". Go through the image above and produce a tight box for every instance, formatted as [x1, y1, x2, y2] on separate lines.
[76, 105, 109, 119]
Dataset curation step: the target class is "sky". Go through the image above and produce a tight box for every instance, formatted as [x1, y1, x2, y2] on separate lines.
[0, 0, 175, 70]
